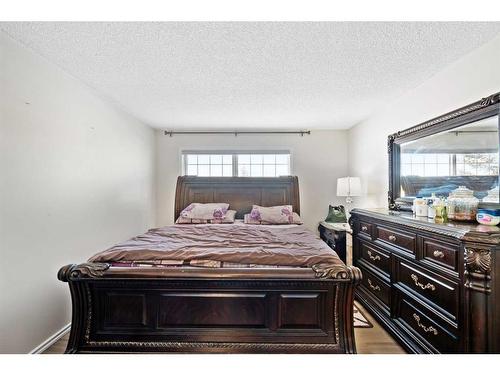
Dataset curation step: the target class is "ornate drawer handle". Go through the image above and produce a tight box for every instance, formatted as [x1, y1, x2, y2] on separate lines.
[367, 279, 381, 291]
[433, 250, 445, 259]
[388, 235, 397, 242]
[411, 274, 436, 291]
[413, 313, 438, 336]
[367, 250, 381, 261]
[361, 225, 368, 232]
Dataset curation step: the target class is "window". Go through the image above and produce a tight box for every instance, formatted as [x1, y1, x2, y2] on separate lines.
[182, 151, 290, 177]
[401, 152, 499, 177]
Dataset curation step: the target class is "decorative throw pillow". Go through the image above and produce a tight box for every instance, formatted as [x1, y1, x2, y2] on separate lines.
[251, 204, 293, 224]
[179, 203, 230, 220]
[243, 212, 303, 225]
[176, 210, 237, 224]
[324, 205, 347, 223]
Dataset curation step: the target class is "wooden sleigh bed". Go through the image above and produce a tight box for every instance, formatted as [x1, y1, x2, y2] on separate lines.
[58, 176, 362, 353]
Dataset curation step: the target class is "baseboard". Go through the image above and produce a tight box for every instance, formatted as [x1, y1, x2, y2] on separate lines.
[30, 323, 71, 354]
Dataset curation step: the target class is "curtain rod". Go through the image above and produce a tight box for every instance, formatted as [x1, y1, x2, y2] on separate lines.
[164, 130, 311, 137]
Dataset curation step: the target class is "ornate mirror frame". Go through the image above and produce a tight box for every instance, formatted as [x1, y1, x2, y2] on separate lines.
[388, 92, 500, 211]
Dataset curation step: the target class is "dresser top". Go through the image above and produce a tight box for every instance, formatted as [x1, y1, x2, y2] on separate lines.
[351, 208, 500, 245]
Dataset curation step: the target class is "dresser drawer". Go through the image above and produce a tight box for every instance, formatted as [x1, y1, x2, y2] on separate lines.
[359, 240, 390, 276]
[358, 221, 373, 238]
[394, 258, 459, 321]
[359, 265, 390, 308]
[376, 225, 416, 254]
[420, 237, 459, 273]
[393, 290, 459, 353]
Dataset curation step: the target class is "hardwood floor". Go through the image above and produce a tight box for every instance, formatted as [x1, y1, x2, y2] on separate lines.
[42, 302, 405, 354]
[354, 303, 406, 354]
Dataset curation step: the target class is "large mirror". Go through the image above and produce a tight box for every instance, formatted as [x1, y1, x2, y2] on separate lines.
[388, 93, 500, 211]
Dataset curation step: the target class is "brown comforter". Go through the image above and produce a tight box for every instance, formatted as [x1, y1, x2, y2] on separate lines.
[89, 224, 341, 269]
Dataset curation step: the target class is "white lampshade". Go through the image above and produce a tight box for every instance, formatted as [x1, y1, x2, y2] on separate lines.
[337, 177, 362, 197]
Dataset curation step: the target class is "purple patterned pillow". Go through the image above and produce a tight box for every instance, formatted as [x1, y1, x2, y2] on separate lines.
[179, 203, 230, 220]
[251, 204, 293, 224]
[176, 210, 236, 224]
[244, 212, 303, 225]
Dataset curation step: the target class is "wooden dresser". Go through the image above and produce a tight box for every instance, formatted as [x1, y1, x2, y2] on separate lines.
[350, 208, 500, 353]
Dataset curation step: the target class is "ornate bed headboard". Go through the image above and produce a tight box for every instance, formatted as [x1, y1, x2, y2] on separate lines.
[174, 176, 300, 220]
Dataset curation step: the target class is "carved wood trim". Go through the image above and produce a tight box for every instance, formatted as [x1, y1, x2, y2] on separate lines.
[464, 246, 492, 294]
[313, 264, 362, 284]
[59, 263, 110, 280]
[85, 340, 341, 351]
[387, 92, 500, 211]
[391, 93, 499, 140]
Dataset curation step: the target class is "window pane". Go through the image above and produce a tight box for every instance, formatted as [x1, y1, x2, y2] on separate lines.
[198, 154, 210, 164]
[275, 154, 289, 164]
[412, 154, 424, 163]
[238, 154, 250, 164]
[186, 165, 197, 175]
[437, 154, 449, 163]
[198, 164, 210, 176]
[186, 154, 197, 164]
[263, 164, 275, 177]
[437, 164, 449, 176]
[263, 155, 275, 164]
[424, 154, 436, 163]
[412, 164, 424, 176]
[458, 163, 476, 176]
[251, 164, 263, 176]
[210, 155, 222, 164]
[210, 164, 223, 176]
[238, 164, 250, 177]
[401, 153, 411, 163]
[183, 152, 290, 177]
[276, 164, 289, 176]
[401, 164, 411, 176]
[424, 164, 437, 177]
[223, 165, 232, 176]
[250, 154, 263, 164]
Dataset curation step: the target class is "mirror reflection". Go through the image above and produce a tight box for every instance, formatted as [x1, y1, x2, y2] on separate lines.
[400, 115, 499, 202]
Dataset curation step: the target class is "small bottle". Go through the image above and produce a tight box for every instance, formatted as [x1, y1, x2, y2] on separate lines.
[414, 197, 428, 217]
[427, 199, 436, 219]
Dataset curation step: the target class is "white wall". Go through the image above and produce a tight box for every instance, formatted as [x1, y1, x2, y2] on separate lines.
[348, 35, 500, 208]
[0, 32, 156, 353]
[156, 130, 349, 231]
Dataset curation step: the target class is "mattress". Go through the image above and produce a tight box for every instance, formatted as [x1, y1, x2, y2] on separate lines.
[89, 220, 342, 271]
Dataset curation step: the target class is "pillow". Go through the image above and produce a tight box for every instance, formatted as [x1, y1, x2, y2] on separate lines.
[250, 204, 293, 224]
[245, 205, 303, 225]
[176, 210, 237, 224]
[179, 203, 230, 220]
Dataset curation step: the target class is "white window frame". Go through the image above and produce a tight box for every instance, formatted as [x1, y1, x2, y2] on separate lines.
[181, 150, 292, 177]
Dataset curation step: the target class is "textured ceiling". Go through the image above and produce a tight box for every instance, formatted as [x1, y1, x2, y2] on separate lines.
[2, 22, 500, 130]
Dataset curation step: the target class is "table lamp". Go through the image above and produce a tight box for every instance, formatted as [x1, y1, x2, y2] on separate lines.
[337, 177, 361, 204]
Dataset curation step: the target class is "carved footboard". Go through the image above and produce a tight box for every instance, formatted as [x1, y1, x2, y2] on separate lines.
[58, 263, 361, 354]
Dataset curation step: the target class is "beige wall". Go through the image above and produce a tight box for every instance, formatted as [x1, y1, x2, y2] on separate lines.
[156, 130, 349, 231]
[0, 32, 156, 353]
[348, 35, 500, 209]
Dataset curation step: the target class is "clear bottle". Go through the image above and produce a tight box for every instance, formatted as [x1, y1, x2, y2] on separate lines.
[427, 199, 436, 219]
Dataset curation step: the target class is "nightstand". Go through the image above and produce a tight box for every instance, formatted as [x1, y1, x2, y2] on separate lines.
[318, 221, 352, 265]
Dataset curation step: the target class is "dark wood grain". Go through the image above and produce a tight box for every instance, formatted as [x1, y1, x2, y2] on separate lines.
[58, 176, 361, 354]
[387, 92, 500, 211]
[351, 207, 500, 353]
[175, 176, 300, 220]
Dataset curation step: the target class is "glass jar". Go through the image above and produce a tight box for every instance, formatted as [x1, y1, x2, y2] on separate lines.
[446, 186, 479, 221]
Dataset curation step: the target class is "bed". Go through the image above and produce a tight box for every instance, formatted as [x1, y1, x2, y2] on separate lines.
[58, 176, 362, 353]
